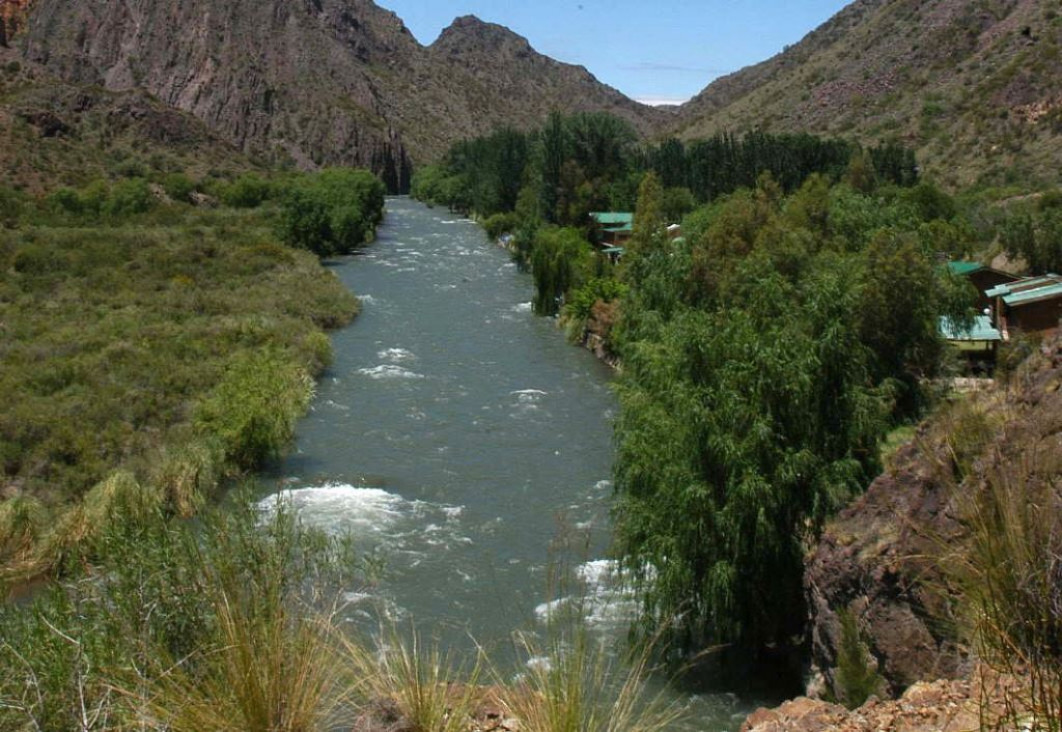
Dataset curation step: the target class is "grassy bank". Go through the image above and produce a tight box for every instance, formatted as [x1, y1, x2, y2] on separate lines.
[0, 487, 682, 731]
[0, 180, 376, 583]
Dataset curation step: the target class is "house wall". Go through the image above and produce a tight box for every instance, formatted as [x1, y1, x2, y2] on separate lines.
[1010, 298, 1062, 335]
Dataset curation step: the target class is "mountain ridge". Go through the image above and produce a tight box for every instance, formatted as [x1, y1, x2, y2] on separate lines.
[11, 0, 663, 191]
[671, 0, 1062, 187]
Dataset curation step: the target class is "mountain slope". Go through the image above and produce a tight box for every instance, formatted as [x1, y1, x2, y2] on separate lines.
[0, 46, 255, 193]
[14, 0, 662, 191]
[673, 0, 1062, 188]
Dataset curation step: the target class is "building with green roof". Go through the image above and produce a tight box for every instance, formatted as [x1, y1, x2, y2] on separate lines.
[589, 212, 633, 247]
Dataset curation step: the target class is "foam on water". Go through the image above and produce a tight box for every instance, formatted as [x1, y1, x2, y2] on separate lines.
[534, 559, 639, 628]
[377, 347, 416, 362]
[259, 482, 472, 558]
[258, 483, 405, 533]
[357, 365, 425, 380]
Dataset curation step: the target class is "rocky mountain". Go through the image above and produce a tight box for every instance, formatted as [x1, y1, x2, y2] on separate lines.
[671, 0, 1062, 188]
[0, 45, 255, 193]
[11, 0, 662, 192]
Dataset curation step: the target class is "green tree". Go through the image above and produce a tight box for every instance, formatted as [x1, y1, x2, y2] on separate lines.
[277, 168, 385, 257]
[530, 227, 592, 316]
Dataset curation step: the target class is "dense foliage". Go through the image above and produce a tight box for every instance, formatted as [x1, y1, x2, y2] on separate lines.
[611, 174, 976, 659]
[412, 112, 918, 230]
[0, 167, 385, 578]
[1000, 191, 1062, 274]
[277, 168, 386, 257]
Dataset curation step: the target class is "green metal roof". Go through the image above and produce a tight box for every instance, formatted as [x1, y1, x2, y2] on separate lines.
[986, 274, 1062, 298]
[590, 212, 634, 227]
[1003, 282, 1062, 307]
[940, 315, 1002, 342]
[947, 261, 984, 276]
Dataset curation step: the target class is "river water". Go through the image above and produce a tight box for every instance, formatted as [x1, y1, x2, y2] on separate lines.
[260, 197, 767, 731]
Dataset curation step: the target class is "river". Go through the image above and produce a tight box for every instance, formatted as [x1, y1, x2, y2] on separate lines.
[260, 197, 770, 731]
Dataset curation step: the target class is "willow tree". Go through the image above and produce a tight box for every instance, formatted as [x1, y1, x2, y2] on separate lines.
[613, 254, 887, 658]
[530, 227, 592, 316]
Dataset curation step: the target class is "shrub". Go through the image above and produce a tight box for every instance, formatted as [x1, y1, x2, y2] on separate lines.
[277, 168, 386, 257]
[47, 187, 83, 216]
[104, 178, 154, 218]
[482, 212, 520, 240]
[530, 227, 593, 316]
[833, 608, 883, 708]
[162, 172, 196, 203]
[193, 349, 314, 470]
[564, 277, 629, 322]
[0, 185, 25, 228]
[220, 173, 273, 208]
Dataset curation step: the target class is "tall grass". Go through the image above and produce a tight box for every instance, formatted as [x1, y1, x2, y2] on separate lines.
[342, 626, 485, 732]
[0, 493, 363, 731]
[948, 455, 1062, 730]
[504, 629, 683, 732]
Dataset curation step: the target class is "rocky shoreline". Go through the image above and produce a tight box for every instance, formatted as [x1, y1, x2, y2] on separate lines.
[742, 665, 1029, 732]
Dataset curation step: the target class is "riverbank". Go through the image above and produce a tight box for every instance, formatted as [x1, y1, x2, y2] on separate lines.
[0, 199, 361, 585]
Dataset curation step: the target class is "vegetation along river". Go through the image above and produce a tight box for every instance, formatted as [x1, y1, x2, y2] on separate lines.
[260, 197, 772, 731]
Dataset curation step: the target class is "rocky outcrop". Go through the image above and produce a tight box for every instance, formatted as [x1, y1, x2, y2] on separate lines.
[804, 336, 1062, 705]
[804, 438, 969, 701]
[742, 666, 1029, 732]
[15, 0, 662, 191]
[0, 0, 32, 47]
[0, 44, 254, 192]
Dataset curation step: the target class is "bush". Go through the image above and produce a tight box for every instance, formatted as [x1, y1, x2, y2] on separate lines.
[162, 172, 196, 203]
[104, 178, 154, 218]
[220, 173, 273, 208]
[833, 608, 883, 708]
[482, 212, 520, 240]
[193, 349, 314, 470]
[47, 187, 83, 216]
[0, 185, 25, 228]
[564, 277, 628, 321]
[277, 168, 386, 257]
[530, 227, 594, 316]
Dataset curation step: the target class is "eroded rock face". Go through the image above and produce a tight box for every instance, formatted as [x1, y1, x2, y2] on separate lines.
[804, 440, 969, 700]
[18, 0, 663, 190]
[805, 337, 1062, 703]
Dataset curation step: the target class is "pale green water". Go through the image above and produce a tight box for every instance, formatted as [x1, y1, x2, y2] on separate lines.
[260, 197, 774, 730]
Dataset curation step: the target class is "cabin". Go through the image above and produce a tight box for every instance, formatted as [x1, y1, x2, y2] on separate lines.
[986, 274, 1062, 340]
[940, 315, 1002, 374]
[590, 212, 633, 247]
[946, 261, 1020, 311]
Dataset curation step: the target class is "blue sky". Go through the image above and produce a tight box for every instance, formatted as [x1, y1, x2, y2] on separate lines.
[378, 1, 851, 105]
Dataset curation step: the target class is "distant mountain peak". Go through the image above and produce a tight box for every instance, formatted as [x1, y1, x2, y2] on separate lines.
[432, 14, 533, 55]
[17, 0, 661, 190]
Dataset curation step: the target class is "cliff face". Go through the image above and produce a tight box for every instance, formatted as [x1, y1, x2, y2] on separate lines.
[15, 0, 662, 192]
[804, 438, 968, 701]
[19, 0, 416, 191]
[0, 44, 255, 193]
